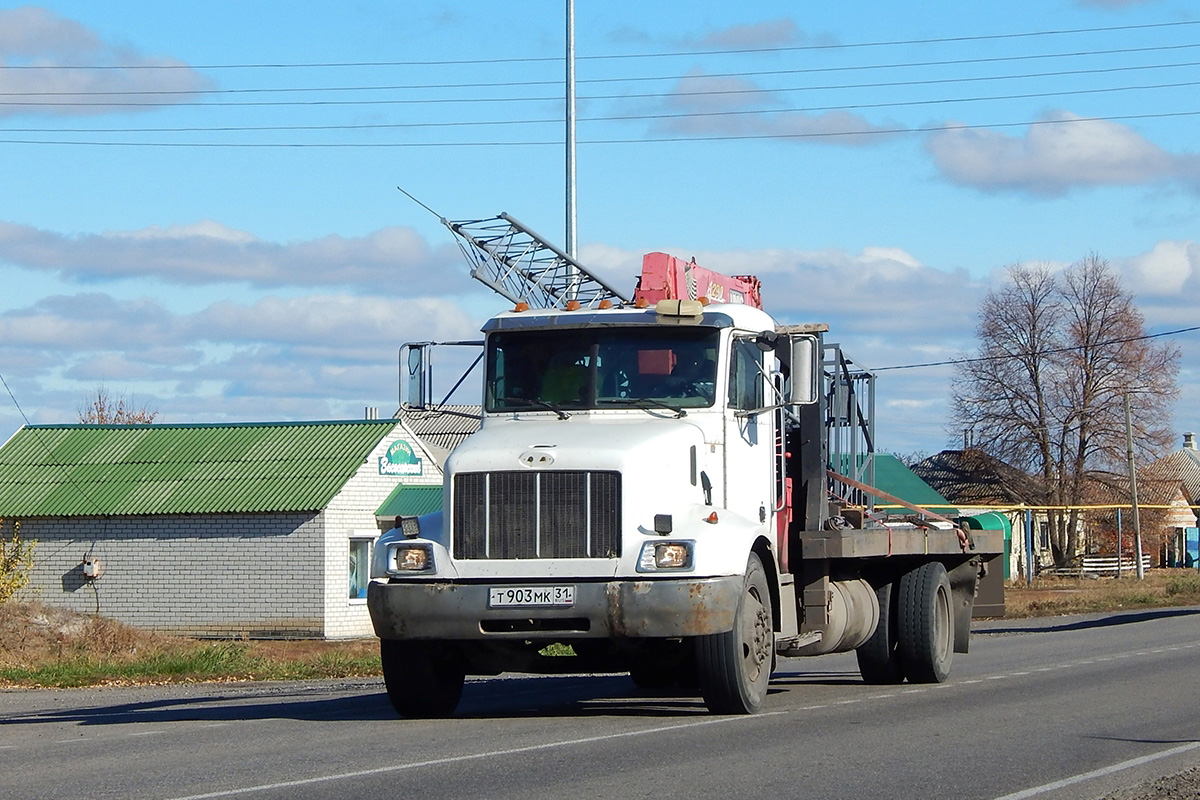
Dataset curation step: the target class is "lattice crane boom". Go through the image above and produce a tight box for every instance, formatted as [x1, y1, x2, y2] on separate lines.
[443, 212, 630, 310]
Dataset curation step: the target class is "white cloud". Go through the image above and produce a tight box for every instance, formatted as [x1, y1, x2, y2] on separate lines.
[650, 71, 900, 145]
[1116, 240, 1200, 296]
[691, 18, 806, 49]
[0, 220, 468, 291]
[0, 6, 103, 56]
[0, 7, 211, 117]
[1, 235, 1196, 458]
[926, 112, 1200, 195]
[0, 290, 482, 428]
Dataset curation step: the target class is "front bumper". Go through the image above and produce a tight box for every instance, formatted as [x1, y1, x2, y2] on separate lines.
[367, 576, 742, 640]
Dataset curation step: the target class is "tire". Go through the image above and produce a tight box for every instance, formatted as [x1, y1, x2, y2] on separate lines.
[855, 581, 905, 684]
[896, 561, 954, 683]
[695, 553, 774, 714]
[380, 639, 465, 718]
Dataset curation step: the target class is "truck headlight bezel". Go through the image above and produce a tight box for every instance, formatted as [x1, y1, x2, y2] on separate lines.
[389, 542, 435, 574]
[637, 540, 695, 572]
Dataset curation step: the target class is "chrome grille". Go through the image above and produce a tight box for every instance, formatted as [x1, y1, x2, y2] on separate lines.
[452, 471, 621, 559]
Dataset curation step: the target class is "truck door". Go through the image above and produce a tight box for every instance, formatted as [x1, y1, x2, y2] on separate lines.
[722, 336, 773, 529]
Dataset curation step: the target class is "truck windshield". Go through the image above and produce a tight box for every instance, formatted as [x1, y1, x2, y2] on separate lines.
[486, 327, 721, 413]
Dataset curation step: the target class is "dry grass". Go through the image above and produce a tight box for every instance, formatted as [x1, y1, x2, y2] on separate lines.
[1004, 568, 1200, 617]
[3, 569, 1199, 688]
[0, 601, 379, 688]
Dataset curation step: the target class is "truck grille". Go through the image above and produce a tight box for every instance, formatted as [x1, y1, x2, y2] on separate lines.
[452, 471, 621, 559]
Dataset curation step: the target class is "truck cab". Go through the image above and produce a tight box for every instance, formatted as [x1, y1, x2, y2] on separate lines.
[369, 298, 807, 714]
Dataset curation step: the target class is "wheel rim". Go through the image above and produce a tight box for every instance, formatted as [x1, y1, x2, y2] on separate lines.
[741, 585, 772, 682]
[933, 583, 952, 663]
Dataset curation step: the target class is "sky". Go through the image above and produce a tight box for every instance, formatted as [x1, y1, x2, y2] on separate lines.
[1, 0, 1198, 457]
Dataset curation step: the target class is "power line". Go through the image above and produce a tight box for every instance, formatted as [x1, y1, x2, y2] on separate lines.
[2, 109, 1198, 148]
[874, 325, 1200, 372]
[1, 19, 1196, 70]
[5, 41, 1199, 97]
[7, 79, 1198, 135]
[6, 57, 1199, 109]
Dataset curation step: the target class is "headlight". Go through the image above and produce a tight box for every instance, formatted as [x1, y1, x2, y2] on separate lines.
[390, 542, 434, 573]
[638, 541, 694, 572]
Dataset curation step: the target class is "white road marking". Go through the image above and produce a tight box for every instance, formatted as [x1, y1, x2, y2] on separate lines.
[162, 711, 790, 800]
[991, 741, 1200, 800]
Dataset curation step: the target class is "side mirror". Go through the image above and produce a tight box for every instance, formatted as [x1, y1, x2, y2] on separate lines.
[789, 335, 819, 405]
[400, 343, 430, 408]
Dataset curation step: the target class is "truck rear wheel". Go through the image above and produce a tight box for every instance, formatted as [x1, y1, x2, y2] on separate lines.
[695, 553, 774, 714]
[856, 581, 904, 684]
[380, 639, 465, 718]
[897, 561, 953, 683]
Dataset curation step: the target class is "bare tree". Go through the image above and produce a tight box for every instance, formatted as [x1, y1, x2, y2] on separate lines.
[951, 255, 1179, 566]
[77, 385, 158, 425]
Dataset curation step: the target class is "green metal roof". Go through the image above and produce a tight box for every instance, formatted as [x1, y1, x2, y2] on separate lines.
[871, 454, 958, 516]
[375, 484, 443, 518]
[0, 420, 399, 517]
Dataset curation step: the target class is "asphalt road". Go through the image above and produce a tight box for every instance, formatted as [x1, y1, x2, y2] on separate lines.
[2, 607, 1199, 800]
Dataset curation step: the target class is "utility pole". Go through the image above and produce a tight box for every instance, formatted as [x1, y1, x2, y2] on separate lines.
[565, 0, 578, 262]
[1124, 392, 1146, 579]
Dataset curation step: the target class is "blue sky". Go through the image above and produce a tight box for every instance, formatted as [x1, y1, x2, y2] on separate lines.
[1, 0, 1198, 456]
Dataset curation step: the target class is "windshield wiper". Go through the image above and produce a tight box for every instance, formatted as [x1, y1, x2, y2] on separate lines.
[604, 396, 686, 418]
[499, 396, 571, 420]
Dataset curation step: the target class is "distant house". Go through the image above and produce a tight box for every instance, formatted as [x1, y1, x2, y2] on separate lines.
[1102, 432, 1200, 567]
[1148, 432, 1200, 512]
[912, 449, 1051, 579]
[0, 414, 472, 639]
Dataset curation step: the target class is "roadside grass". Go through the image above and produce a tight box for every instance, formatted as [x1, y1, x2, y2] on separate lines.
[1003, 568, 1200, 617]
[0, 602, 379, 689]
[3, 569, 1199, 689]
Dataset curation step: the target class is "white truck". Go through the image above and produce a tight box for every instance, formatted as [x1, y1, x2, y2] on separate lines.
[368, 249, 1003, 716]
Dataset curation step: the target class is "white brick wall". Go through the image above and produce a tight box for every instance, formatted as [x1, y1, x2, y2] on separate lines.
[322, 426, 445, 638]
[8, 512, 325, 638]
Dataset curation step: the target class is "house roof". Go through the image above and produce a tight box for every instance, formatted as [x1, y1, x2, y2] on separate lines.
[1147, 444, 1200, 505]
[870, 453, 957, 516]
[912, 449, 1045, 506]
[0, 420, 399, 517]
[397, 405, 481, 465]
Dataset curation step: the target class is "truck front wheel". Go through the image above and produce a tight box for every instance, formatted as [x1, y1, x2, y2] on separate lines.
[380, 639, 465, 718]
[695, 553, 774, 714]
[897, 561, 953, 683]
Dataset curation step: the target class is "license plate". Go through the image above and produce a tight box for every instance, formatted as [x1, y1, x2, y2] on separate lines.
[488, 585, 575, 608]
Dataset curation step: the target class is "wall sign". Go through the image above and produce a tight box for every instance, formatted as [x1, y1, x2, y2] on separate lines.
[379, 439, 423, 476]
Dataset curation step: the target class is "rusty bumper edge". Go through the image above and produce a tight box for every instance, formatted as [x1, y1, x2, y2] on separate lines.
[367, 576, 742, 640]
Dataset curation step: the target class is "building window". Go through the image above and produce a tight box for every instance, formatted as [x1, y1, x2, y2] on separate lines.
[349, 538, 371, 600]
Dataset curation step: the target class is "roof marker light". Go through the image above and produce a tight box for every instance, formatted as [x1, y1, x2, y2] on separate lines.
[514, 302, 529, 312]
[565, 300, 581, 311]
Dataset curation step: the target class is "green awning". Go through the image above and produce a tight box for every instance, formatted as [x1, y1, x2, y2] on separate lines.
[375, 484, 442, 519]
